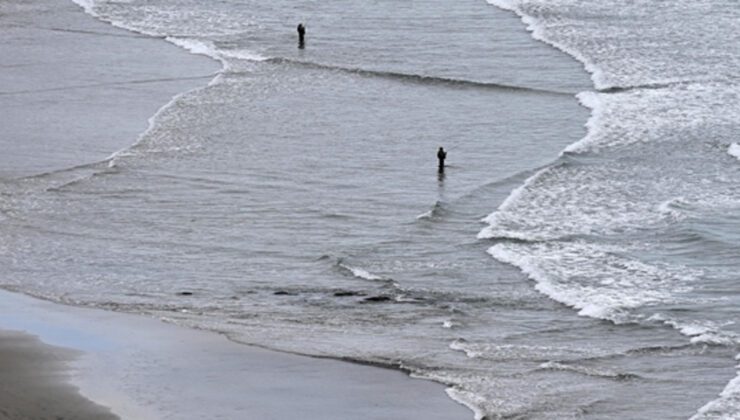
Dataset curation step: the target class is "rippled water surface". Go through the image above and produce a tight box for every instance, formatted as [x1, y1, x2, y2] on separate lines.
[2, 0, 739, 418]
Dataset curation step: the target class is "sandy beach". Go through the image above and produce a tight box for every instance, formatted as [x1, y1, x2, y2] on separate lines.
[0, 329, 118, 420]
[0, 290, 471, 420]
[4, 0, 738, 417]
[0, 1, 471, 419]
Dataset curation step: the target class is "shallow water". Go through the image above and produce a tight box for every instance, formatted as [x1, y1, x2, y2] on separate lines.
[2, 0, 739, 418]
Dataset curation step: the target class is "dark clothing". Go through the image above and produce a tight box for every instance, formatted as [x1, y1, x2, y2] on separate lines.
[437, 147, 447, 171]
[297, 24, 306, 48]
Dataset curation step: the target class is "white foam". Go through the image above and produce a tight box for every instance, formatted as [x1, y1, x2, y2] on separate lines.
[450, 339, 587, 363]
[485, 0, 516, 11]
[416, 210, 433, 220]
[485, 0, 606, 90]
[349, 267, 383, 281]
[338, 263, 386, 281]
[488, 241, 695, 323]
[219, 48, 269, 63]
[163, 40, 268, 78]
[691, 365, 740, 420]
[73, 0, 234, 76]
[648, 315, 739, 346]
[728, 143, 740, 161]
[656, 196, 689, 220]
[478, 163, 678, 243]
[166, 37, 224, 63]
[449, 339, 479, 359]
[445, 388, 488, 420]
[680, 324, 714, 337]
[538, 361, 632, 380]
[487, 0, 740, 91]
[71, 0, 96, 15]
[477, 166, 551, 240]
[562, 91, 603, 154]
[71, 0, 160, 38]
[394, 295, 423, 303]
[62, 2, 222, 169]
[486, 0, 740, 158]
[105, 86, 201, 167]
[690, 333, 737, 346]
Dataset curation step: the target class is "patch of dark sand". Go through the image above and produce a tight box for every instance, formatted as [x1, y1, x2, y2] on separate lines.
[0, 329, 118, 420]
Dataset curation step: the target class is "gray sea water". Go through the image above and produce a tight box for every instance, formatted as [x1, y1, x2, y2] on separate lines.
[2, 0, 740, 418]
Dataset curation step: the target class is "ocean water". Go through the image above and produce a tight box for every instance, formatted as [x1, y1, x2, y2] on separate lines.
[2, 0, 739, 418]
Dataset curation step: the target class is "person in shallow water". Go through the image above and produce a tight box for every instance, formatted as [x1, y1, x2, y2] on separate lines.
[297, 23, 306, 49]
[437, 146, 447, 172]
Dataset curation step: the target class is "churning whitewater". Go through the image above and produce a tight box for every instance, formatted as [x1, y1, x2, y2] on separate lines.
[1, 0, 739, 418]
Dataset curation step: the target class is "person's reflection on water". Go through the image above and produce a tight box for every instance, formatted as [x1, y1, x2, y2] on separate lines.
[437, 169, 446, 184]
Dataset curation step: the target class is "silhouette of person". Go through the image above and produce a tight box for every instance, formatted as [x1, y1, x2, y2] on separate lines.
[297, 23, 306, 49]
[437, 147, 447, 172]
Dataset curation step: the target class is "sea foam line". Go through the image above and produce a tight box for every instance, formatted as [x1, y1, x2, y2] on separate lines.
[690, 360, 740, 420]
[480, 0, 739, 343]
[68, 0, 235, 167]
[477, 0, 603, 244]
[485, 0, 606, 90]
[71, 0, 267, 70]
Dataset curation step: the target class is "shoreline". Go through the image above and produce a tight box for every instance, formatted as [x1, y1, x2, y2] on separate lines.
[0, 328, 119, 420]
[0, 0, 603, 419]
[0, 1, 473, 418]
[0, 0, 218, 179]
[0, 289, 472, 419]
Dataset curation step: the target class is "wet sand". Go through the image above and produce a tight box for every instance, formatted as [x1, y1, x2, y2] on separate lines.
[0, 290, 471, 419]
[0, 1, 471, 418]
[0, 329, 118, 420]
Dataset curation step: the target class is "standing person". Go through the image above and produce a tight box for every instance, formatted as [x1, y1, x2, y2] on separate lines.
[437, 147, 447, 172]
[297, 23, 306, 49]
